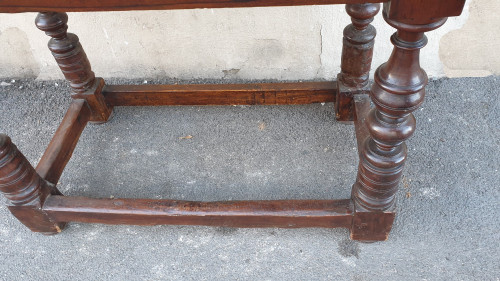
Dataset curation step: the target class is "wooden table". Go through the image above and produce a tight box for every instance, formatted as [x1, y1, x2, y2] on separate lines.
[0, 0, 466, 241]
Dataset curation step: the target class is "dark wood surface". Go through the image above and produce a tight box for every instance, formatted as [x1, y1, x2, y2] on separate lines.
[36, 12, 113, 122]
[35, 12, 95, 94]
[335, 3, 379, 121]
[339, 3, 380, 89]
[0, 0, 382, 13]
[103, 82, 336, 106]
[385, 0, 466, 24]
[44, 197, 353, 228]
[0, 134, 66, 234]
[36, 100, 90, 185]
[353, 94, 370, 154]
[350, 10, 448, 240]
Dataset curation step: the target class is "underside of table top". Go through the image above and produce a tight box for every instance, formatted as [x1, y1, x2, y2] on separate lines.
[0, 0, 466, 25]
[0, 0, 381, 13]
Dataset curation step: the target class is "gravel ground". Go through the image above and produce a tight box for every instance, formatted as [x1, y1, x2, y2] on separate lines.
[0, 76, 499, 280]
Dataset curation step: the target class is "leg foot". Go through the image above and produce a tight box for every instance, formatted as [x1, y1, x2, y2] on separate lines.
[350, 210, 394, 241]
[0, 134, 65, 233]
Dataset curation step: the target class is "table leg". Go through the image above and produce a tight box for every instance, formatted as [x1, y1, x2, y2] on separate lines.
[35, 12, 112, 122]
[336, 3, 379, 121]
[0, 134, 66, 234]
[350, 8, 447, 241]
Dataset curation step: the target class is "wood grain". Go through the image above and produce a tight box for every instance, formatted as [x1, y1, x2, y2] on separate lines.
[349, 11, 448, 241]
[103, 82, 336, 106]
[35, 12, 95, 94]
[384, 0, 466, 24]
[36, 13, 113, 122]
[335, 3, 379, 121]
[36, 100, 90, 185]
[353, 94, 370, 154]
[0, 134, 66, 234]
[44, 196, 353, 228]
[0, 0, 382, 13]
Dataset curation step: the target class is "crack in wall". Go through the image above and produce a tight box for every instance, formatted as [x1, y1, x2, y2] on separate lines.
[316, 24, 324, 77]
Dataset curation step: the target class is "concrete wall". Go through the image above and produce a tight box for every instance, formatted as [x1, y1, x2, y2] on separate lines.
[0, 0, 498, 81]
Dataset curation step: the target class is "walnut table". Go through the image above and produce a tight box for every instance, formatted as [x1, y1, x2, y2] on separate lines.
[0, 0, 466, 241]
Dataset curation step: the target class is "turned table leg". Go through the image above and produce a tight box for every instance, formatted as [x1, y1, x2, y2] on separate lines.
[350, 8, 448, 241]
[35, 12, 112, 122]
[0, 134, 65, 234]
[336, 3, 380, 121]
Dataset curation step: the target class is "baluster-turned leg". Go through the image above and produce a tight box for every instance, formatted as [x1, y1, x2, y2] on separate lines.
[35, 12, 112, 122]
[350, 9, 448, 241]
[336, 3, 380, 121]
[0, 134, 65, 234]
